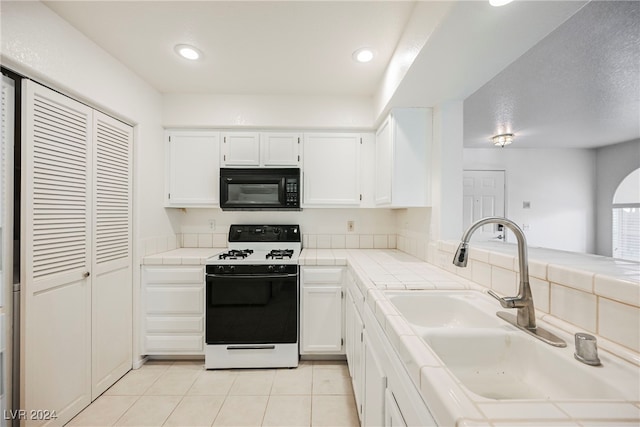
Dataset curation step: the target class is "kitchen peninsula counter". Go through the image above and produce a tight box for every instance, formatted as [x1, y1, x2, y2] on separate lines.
[300, 248, 640, 427]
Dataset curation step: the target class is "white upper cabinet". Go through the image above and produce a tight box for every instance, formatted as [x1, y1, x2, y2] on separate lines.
[303, 132, 361, 207]
[221, 131, 260, 166]
[261, 132, 301, 166]
[165, 130, 220, 208]
[375, 108, 432, 207]
[221, 131, 301, 167]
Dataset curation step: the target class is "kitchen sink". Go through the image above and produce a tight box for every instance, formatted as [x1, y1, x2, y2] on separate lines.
[384, 290, 639, 402]
[423, 330, 638, 400]
[385, 290, 503, 329]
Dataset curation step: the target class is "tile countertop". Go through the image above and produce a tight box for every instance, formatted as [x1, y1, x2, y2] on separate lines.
[141, 248, 223, 265]
[300, 249, 640, 427]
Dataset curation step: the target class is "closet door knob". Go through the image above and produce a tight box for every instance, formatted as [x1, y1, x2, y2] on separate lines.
[83, 271, 90, 278]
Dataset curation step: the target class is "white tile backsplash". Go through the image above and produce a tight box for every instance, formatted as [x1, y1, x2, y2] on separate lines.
[550, 284, 597, 332]
[548, 265, 594, 293]
[331, 234, 346, 249]
[470, 260, 492, 288]
[359, 235, 374, 249]
[488, 251, 515, 271]
[197, 233, 213, 248]
[373, 234, 388, 249]
[300, 234, 395, 249]
[594, 274, 640, 307]
[345, 234, 359, 248]
[491, 266, 518, 296]
[183, 233, 197, 248]
[530, 276, 550, 313]
[316, 235, 331, 249]
[599, 297, 640, 352]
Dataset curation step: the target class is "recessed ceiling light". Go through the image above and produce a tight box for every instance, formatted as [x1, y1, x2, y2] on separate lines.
[489, 0, 514, 6]
[352, 48, 374, 63]
[174, 44, 202, 61]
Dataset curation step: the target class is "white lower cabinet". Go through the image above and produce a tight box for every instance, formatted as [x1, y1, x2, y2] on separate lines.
[346, 268, 437, 427]
[346, 273, 365, 420]
[384, 389, 408, 427]
[142, 266, 205, 355]
[363, 330, 386, 426]
[300, 266, 345, 354]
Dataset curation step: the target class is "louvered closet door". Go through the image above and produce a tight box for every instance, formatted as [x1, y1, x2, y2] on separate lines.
[91, 111, 132, 399]
[22, 80, 92, 426]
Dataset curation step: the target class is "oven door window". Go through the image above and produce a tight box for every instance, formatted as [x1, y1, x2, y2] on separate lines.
[206, 275, 298, 344]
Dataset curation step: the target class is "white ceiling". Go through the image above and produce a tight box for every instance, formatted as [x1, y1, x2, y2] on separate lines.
[464, 1, 640, 149]
[44, 0, 416, 96]
[42, 0, 638, 149]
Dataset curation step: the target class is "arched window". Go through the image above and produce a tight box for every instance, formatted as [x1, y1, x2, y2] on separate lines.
[612, 168, 640, 261]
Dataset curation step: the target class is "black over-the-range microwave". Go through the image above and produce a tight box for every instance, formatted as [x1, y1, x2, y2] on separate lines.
[219, 168, 301, 211]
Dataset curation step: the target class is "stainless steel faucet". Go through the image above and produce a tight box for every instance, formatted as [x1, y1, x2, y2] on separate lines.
[453, 216, 566, 347]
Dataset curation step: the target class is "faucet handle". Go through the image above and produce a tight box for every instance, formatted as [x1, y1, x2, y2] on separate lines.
[487, 289, 516, 308]
[574, 333, 601, 366]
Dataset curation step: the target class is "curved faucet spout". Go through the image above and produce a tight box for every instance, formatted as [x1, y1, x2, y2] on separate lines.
[453, 217, 536, 330]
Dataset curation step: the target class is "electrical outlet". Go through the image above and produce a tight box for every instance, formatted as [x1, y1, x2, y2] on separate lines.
[347, 220, 354, 232]
[208, 219, 215, 230]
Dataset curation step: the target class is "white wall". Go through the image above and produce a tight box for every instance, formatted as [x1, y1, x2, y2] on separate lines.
[163, 93, 373, 129]
[1, 0, 174, 367]
[596, 138, 640, 256]
[0, 0, 173, 243]
[463, 147, 596, 253]
[431, 101, 464, 242]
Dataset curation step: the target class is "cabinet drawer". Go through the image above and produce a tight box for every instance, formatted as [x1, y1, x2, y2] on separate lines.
[302, 267, 343, 284]
[146, 286, 203, 314]
[146, 316, 203, 333]
[144, 266, 204, 284]
[145, 335, 203, 353]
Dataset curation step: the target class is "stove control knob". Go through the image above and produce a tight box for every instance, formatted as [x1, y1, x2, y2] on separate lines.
[216, 265, 224, 272]
[228, 266, 235, 273]
[273, 227, 281, 235]
[278, 265, 286, 272]
[267, 265, 275, 272]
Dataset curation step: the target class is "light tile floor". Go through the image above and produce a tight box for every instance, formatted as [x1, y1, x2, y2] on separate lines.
[68, 360, 359, 427]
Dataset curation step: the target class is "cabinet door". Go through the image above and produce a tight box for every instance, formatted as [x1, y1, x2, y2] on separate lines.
[261, 132, 300, 166]
[384, 389, 407, 427]
[166, 130, 220, 207]
[301, 285, 343, 353]
[22, 80, 93, 426]
[364, 331, 387, 427]
[222, 131, 260, 166]
[91, 111, 133, 399]
[375, 116, 393, 206]
[303, 133, 361, 206]
[142, 266, 205, 355]
[346, 290, 365, 421]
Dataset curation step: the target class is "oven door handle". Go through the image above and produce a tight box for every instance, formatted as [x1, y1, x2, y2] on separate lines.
[226, 345, 277, 350]
[206, 273, 298, 279]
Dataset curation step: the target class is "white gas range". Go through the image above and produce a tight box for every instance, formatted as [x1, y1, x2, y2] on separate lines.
[204, 225, 301, 369]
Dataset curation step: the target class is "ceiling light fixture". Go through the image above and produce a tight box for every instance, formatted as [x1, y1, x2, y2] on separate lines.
[174, 44, 202, 61]
[352, 48, 374, 63]
[492, 133, 514, 147]
[489, 0, 514, 6]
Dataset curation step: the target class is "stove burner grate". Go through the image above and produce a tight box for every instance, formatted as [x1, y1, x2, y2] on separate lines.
[218, 249, 254, 260]
[266, 249, 294, 259]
